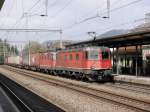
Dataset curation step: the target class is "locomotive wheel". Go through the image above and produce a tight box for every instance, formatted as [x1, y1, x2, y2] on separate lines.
[81, 74, 88, 82]
[53, 71, 57, 76]
[71, 72, 76, 79]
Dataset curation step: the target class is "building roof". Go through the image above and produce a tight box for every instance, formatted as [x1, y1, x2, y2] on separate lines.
[66, 30, 150, 48]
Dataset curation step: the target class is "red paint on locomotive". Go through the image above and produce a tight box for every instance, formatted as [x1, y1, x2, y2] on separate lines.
[55, 47, 112, 73]
[38, 52, 56, 69]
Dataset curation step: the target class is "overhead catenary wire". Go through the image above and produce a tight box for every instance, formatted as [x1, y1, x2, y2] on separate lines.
[66, 17, 145, 39]
[63, 0, 143, 30]
[62, 0, 124, 31]
[79, 0, 124, 21]
[0, 0, 16, 27]
[51, 0, 74, 18]
[27, 0, 41, 13]
[29, 0, 60, 16]
[0, 0, 22, 40]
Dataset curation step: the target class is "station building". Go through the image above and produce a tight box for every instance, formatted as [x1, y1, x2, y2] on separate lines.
[113, 45, 150, 76]
[113, 13, 150, 76]
[112, 46, 143, 76]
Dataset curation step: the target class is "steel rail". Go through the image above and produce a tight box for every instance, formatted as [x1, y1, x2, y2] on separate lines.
[0, 80, 34, 112]
[105, 82, 150, 95]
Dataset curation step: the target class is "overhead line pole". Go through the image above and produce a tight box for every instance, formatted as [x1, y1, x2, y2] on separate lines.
[107, 0, 110, 18]
[24, 13, 31, 66]
[45, 0, 48, 16]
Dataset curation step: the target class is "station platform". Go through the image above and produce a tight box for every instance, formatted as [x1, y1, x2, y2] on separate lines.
[113, 74, 150, 86]
[0, 86, 19, 112]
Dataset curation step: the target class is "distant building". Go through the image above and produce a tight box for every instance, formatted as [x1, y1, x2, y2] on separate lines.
[112, 46, 142, 75]
[43, 40, 75, 50]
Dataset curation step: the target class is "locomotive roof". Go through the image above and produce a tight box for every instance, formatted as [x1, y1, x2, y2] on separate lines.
[57, 46, 109, 52]
[38, 49, 56, 53]
[32, 46, 110, 55]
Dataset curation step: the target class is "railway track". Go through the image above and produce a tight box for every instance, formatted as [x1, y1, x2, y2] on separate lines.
[0, 77, 34, 112]
[0, 69, 65, 112]
[105, 82, 150, 95]
[2, 65, 150, 112]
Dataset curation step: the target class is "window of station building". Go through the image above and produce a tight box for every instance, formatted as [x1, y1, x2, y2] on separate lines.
[76, 53, 79, 60]
[69, 54, 72, 60]
[102, 51, 110, 60]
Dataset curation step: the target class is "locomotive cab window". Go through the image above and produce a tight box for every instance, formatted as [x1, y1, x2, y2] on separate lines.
[87, 50, 99, 60]
[102, 51, 110, 60]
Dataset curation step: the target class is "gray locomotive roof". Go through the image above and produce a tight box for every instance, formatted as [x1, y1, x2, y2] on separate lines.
[56, 46, 109, 52]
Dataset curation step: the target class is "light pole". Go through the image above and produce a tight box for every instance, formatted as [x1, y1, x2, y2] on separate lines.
[45, 0, 48, 16]
[102, 0, 110, 18]
[3, 41, 5, 64]
[60, 30, 63, 48]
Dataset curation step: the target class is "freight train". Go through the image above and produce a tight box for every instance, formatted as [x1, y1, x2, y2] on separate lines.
[5, 46, 113, 82]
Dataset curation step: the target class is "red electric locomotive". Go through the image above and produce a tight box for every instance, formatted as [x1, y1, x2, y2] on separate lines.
[55, 46, 112, 81]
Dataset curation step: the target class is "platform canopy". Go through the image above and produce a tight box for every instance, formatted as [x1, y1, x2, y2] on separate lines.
[0, 0, 4, 10]
[66, 30, 150, 48]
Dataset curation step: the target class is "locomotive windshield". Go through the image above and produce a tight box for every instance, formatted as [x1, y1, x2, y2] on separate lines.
[86, 50, 99, 60]
[102, 51, 110, 60]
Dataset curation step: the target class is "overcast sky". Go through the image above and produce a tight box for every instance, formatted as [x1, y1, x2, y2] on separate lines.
[0, 0, 150, 46]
